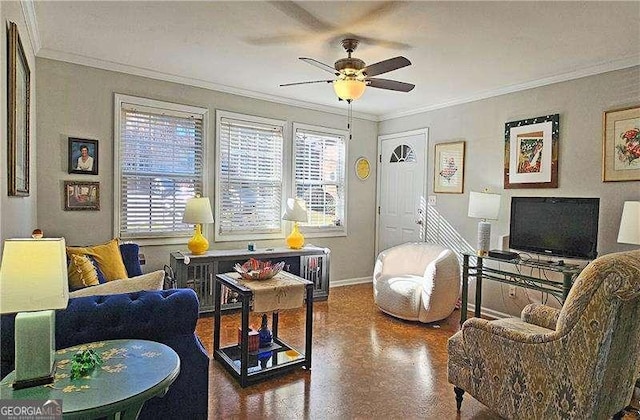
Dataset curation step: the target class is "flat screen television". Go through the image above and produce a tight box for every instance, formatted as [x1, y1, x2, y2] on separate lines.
[509, 197, 600, 260]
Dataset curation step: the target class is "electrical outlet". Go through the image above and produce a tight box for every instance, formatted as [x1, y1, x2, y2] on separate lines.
[508, 285, 516, 298]
[428, 195, 436, 206]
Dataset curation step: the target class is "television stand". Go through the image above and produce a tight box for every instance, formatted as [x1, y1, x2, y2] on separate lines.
[460, 252, 585, 325]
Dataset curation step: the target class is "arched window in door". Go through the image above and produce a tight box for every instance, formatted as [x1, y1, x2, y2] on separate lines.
[389, 144, 416, 163]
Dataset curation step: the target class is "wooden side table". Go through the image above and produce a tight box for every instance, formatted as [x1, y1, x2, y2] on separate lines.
[213, 271, 314, 387]
[0, 339, 180, 419]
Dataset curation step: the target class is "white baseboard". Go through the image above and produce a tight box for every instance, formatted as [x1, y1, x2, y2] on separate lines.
[330, 276, 372, 288]
[329, 280, 514, 320]
[467, 303, 511, 320]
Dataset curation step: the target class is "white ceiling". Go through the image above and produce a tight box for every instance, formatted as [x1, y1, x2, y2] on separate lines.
[30, 1, 640, 120]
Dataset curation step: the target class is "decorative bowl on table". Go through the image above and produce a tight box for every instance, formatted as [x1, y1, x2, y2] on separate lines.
[234, 258, 285, 281]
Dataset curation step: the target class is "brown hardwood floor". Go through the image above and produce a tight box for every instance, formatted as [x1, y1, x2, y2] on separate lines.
[195, 283, 501, 419]
[196, 283, 640, 419]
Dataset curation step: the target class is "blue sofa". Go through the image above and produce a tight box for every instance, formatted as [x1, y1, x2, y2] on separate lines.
[1, 244, 209, 419]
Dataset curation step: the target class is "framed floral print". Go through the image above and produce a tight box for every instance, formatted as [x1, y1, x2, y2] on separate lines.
[434, 141, 465, 194]
[602, 105, 640, 182]
[7, 22, 30, 197]
[504, 114, 559, 189]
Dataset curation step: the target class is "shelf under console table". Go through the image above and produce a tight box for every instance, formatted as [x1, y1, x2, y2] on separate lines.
[170, 246, 330, 314]
[460, 252, 585, 325]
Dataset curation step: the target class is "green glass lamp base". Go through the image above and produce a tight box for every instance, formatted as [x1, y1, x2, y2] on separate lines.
[14, 310, 56, 389]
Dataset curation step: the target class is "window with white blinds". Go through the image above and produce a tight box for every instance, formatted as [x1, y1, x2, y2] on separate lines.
[216, 111, 286, 240]
[293, 123, 347, 233]
[115, 95, 207, 239]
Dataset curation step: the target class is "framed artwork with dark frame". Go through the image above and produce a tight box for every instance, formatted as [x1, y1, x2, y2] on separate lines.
[7, 21, 31, 197]
[434, 141, 465, 194]
[602, 105, 640, 182]
[68, 137, 99, 175]
[64, 181, 100, 211]
[504, 114, 559, 189]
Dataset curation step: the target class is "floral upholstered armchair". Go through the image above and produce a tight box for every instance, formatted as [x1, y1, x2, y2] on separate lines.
[447, 250, 640, 419]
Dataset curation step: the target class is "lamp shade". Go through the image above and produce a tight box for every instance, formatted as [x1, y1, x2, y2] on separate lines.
[183, 195, 214, 224]
[282, 198, 308, 222]
[333, 78, 366, 101]
[618, 201, 640, 245]
[468, 191, 501, 220]
[0, 238, 69, 314]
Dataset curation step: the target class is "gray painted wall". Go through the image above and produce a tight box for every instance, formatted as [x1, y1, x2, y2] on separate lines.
[1, 4, 38, 246]
[380, 66, 640, 316]
[35, 58, 378, 281]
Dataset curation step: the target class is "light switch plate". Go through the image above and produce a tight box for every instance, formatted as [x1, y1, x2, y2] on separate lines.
[428, 195, 436, 206]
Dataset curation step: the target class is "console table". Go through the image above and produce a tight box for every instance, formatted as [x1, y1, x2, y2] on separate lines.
[213, 271, 313, 387]
[460, 253, 584, 325]
[170, 246, 330, 313]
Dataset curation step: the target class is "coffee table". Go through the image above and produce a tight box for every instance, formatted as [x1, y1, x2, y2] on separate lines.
[213, 271, 314, 387]
[0, 339, 180, 419]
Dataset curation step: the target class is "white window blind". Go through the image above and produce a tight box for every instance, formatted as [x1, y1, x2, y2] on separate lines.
[294, 124, 347, 231]
[217, 113, 285, 238]
[117, 101, 205, 238]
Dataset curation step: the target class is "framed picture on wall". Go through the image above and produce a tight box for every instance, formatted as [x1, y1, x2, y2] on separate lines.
[602, 105, 640, 182]
[504, 114, 559, 189]
[68, 137, 99, 175]
[433, 141, 465, 194]
[64, 181, 100, 211]
[7, 22, 31, 197]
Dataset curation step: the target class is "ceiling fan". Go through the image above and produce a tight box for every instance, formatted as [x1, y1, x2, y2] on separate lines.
[280, 38, 415, 102]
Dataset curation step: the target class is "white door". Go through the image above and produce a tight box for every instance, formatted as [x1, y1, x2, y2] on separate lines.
[376, 129, 428, 255]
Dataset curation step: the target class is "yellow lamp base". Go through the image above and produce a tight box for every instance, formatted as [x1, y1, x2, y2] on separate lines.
[286, 223, 305, 249]
[188, 224, 209, 255]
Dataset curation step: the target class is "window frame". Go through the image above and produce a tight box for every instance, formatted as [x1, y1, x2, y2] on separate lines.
[113, 93, 209, 245]
[292, 122, 348, 238]
[214, 110, 290, 242]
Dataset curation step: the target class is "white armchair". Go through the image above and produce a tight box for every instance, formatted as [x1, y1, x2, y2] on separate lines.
[373, 242, 460, 323]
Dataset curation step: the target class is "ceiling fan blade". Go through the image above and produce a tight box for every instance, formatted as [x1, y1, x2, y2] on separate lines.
[300, 57, 339, 75]
[354, 35, 412, 50]
[280, 80, 334, 87]
[362, 56, 411, 77]
[346, 2, 403, 30]
[245, 33, 315, 46]
[268, 1, 335, 33]
[367, 78, 415, 92]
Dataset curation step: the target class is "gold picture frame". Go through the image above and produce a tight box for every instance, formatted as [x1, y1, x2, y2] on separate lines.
[504, 114, 559, 189]
[355, 156, 371, 180]
[64, 181, 100, 211]
[434, 141, 465, 194]
[7, 22, 30, 197]
[602, 105, 640, 182]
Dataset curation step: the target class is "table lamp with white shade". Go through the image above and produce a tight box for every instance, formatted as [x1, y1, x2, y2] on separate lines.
[468, 191, 501, 256]
[0, 238, 69, 389]
[618, 201, 640, 246]
[282, 198, 309, 249]
[183, 194, 214, 255]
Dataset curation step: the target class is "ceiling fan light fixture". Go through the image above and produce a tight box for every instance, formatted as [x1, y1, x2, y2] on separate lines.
[333, 78, 366, 101]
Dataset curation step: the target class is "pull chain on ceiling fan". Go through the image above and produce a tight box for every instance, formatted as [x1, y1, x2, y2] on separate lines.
[280, 38, 415, 102]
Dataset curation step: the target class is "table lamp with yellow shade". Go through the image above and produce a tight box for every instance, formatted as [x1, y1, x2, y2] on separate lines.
[183, 194, 214, 255]
[282, 198, 309, 249]
[0, 238, 69, 389]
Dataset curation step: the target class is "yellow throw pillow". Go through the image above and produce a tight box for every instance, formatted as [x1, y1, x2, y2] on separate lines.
[68, 254, 100, 290]
[66, 238, 128, 282]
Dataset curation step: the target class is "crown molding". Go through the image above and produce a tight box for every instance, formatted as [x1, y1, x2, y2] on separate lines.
[21, 0, 41, 55]
[379, 55, 640, 121]
[36, 48, 380, 122]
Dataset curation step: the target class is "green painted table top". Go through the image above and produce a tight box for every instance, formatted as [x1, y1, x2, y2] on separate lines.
[1, 339, 180, 419]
